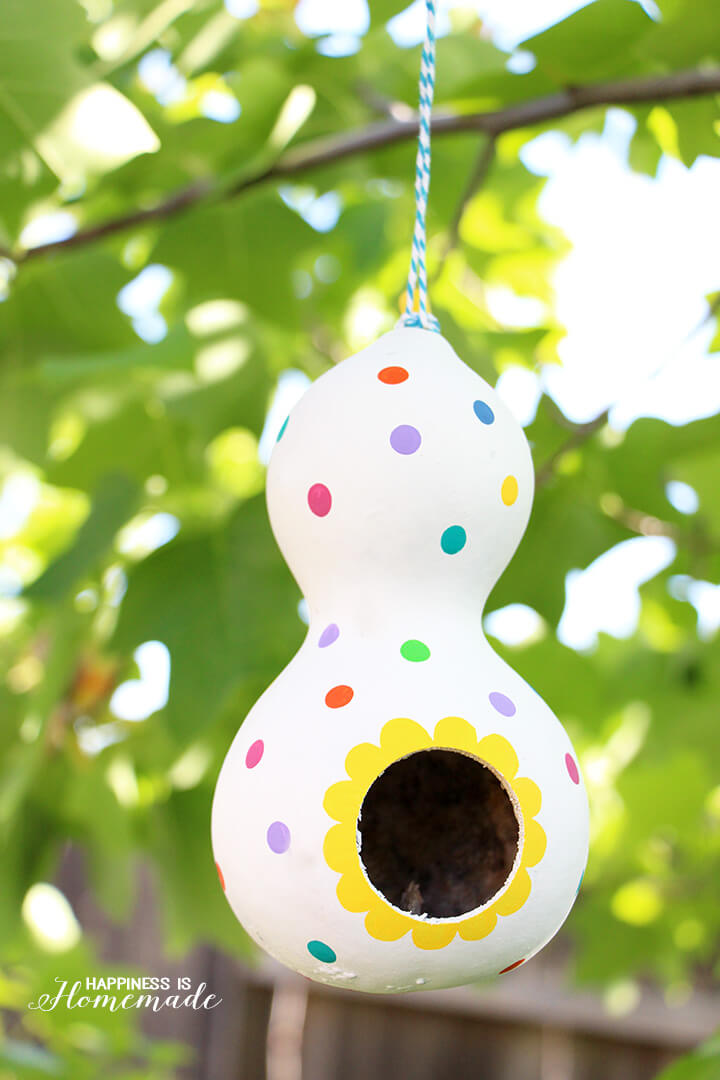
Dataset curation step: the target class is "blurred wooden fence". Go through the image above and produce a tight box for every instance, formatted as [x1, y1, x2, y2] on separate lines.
[55, 848, 719, 1080]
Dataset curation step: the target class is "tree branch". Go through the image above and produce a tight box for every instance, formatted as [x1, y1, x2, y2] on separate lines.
[535, 408, 610, 487]
[16, 66, 720, 263]
[432, 135, 496, 279]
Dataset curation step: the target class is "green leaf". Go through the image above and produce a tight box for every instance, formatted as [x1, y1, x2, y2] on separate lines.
[521, 0, 653, 83]
[670, 99, 720, 167]
[153, 191, 316, 325]
[628, 108, 663, 177]
[654, 1033, 720, 1080]
[0, 251, 137, 359]
[26, 474, 140, 600]
[640, 0, 720, 66]
[0, 0, 89, 170]
[37, 326, 197, 381]
[111, 496, 304, 741]
[368, 0, 407, 26]
[433, 35, 510, 102]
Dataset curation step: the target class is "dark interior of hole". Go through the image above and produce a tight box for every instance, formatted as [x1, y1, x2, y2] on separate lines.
[358, 749, 519, 918]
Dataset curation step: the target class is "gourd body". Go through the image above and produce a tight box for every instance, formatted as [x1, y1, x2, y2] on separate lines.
[211, 328, 589, 993]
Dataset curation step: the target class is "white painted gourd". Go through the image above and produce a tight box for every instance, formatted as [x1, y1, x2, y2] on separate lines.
[212, 327, 589, 994]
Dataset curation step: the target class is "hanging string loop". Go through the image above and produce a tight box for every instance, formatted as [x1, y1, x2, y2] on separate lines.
[398, 0, 441, 334]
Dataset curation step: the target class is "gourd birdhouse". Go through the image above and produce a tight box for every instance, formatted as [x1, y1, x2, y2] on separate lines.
[211, 327, 589, 993]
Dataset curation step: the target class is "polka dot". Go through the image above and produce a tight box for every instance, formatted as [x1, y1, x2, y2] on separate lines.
[565, 753, 580, 785]
[277, 416, 289, 441]
[441, 525, 466, 554]
[215, 862, 225, 891]
[307, 940, 336, 963]
[318, 623, 339, 648]
[489, 692, 516, 717]
[390, 424, 422, 455]
[267, 821, 291, 854]
[378, 366, 408, 385]
[401, 639, 431, 662]
[325, 684, 354, 708]
[501, 475, 518, 506]
[245, 739, 264, 768]
[473, 400, 495, 425]
[308, 483, 332, 517]
[499, 959, 525, 975]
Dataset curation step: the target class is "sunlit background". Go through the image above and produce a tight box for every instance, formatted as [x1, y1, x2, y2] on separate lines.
[4, 0, 720, 722]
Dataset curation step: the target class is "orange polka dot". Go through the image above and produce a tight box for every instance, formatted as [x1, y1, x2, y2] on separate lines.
[215, 862, 225, 891]
[378, 366, 408, 385]
[499, 959, 525, 974]
[501, 475, 518, 506]
[325, 685, 354, 709]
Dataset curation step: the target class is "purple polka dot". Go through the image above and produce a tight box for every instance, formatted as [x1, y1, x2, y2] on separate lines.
[565, 753, 580, 785]
[390, 425, 422, 455]
[318, 623, 339, 648]
[489, 692, 516, 717]
[308, 483, 332, 517]
[246, 740, 264, 768]
[267, 821, 291, 853]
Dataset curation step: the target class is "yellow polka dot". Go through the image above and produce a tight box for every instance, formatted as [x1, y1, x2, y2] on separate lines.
[501, 475, 518, 506]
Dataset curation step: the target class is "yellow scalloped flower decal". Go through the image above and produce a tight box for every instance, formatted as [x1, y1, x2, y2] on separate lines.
[323, 716, 546, 951]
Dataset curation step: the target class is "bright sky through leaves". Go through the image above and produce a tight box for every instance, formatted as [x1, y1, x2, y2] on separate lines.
[11, 0, 720, 654]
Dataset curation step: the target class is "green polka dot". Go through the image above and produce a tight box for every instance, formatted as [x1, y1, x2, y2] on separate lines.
[277, 416, 289, 441]
[401, 639, 431, 662]
[441, 525, 466, 554]
[307, 940, 336, 963]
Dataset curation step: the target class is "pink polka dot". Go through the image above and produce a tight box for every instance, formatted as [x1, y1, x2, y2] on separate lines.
[565, 753, 580, 785]
[246, 740, 264, 769]
[308, 483, 332, 517]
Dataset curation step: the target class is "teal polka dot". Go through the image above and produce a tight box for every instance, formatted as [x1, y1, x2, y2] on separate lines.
[401, 639, 431, 662]
[441, 525, 466, 554]
[307, 940, 336, 963]
[277, 416, 289, 441]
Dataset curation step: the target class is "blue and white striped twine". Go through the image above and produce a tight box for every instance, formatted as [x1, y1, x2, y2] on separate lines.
[399, 0, 441, 334]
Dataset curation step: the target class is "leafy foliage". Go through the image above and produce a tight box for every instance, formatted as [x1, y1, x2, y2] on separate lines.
[655, 1031, 720, 1080]
[1, 0, 719, 1073]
